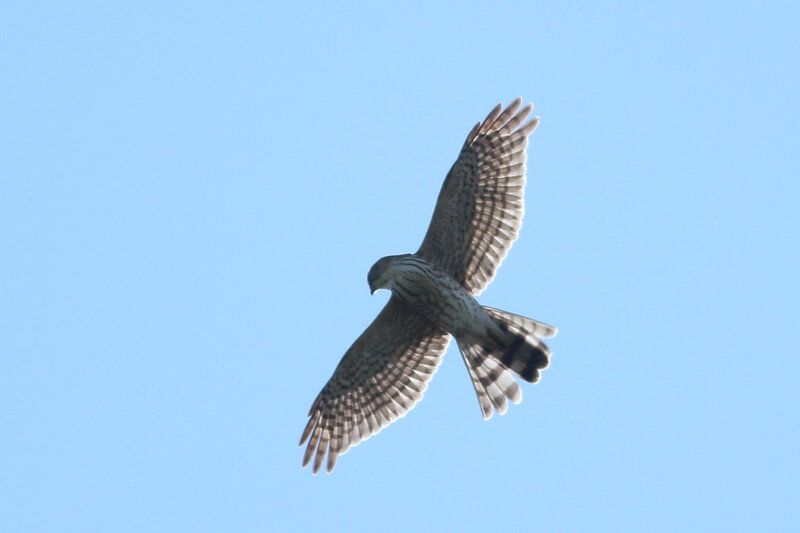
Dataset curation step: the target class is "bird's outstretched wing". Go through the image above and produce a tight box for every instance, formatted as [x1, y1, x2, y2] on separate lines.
[300, 296, 450, 474]
[417, 98, 539, 295]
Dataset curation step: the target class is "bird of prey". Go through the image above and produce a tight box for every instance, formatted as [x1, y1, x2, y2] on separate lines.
[300, 98, 556, 474]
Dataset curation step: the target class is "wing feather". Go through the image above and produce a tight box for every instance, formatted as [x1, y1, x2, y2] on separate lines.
[417, 98, 540, 295]
[300, 296, 450, 474]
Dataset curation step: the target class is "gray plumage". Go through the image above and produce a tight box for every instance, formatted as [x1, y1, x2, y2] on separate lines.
[300, 98, 555, 474]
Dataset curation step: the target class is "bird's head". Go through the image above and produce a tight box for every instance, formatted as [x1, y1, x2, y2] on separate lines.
[367, 255, 399, 295]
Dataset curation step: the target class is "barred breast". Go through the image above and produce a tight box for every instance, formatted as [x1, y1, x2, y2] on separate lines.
[389, 255, 490, 339]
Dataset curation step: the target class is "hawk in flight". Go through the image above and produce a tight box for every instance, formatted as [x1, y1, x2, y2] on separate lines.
[300, 98, 556, 473]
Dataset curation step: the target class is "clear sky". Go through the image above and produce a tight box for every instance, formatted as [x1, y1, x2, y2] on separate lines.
[2, 2, 798, 531]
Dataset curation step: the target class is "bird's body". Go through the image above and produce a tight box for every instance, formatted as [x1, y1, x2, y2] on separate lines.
[369, 254, 496, 342]
[300, 98, 556, 474]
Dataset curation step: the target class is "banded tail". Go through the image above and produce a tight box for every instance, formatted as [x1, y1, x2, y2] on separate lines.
[457, 306, 556, 419]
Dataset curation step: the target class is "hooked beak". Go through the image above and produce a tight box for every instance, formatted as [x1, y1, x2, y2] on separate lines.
[370, 286, 376, 295]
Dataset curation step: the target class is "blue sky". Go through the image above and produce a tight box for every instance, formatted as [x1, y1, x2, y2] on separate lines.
[2, 1, 798, 531]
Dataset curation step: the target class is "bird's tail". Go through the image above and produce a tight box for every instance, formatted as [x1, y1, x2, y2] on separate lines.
[456, 306, 556, 419]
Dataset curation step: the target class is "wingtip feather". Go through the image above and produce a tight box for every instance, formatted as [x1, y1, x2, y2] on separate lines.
[519, 116, 540, 137]
[477, 103, 504, 136]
